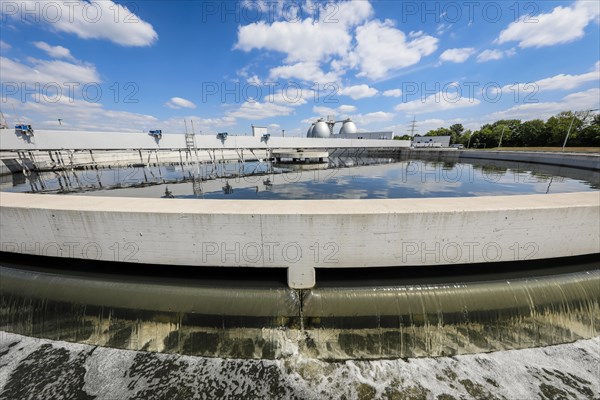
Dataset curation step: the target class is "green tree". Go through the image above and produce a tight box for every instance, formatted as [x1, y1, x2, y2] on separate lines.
[456, 130, 472, 146]
[471, 124, 501, 148]
[517, 119, 547, 146]
[578, 113, 600, 146]
[399, 112, 598, 148]
[424, 127, 464, 144]
[545, 112, 584, 146]
[393, 135, 412, 140]
[494, 120, 521, 147]
[424, 128, 452, 136]
[449, 124, 464, 136]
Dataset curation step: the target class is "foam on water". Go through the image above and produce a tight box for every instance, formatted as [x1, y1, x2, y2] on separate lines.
[0, 332, 598, 399]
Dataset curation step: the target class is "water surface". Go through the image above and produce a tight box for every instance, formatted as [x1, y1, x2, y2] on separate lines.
[3, 157, 598, 199]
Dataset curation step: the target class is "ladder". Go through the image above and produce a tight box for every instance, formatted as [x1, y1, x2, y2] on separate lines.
[185, 132, 203, 194]
[185, 132, 196, 149]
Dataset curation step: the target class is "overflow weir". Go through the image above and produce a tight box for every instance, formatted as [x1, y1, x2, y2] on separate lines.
[0, 129, 599, 360]
[0, 255, 598, 360]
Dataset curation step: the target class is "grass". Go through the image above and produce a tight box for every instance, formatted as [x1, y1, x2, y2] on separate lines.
[475, 147, 600, 153]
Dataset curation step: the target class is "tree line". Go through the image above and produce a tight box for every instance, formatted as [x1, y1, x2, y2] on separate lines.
[394, 111, 600, 148]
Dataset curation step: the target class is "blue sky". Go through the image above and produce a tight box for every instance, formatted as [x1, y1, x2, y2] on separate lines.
[1, 0, 599, 136]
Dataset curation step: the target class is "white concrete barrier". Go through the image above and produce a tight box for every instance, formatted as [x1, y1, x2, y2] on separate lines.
[1, 192, 598, 288]
[460, 150, 600, 171]
[0, 148, 271, 173]
[0, 129, 410, 150]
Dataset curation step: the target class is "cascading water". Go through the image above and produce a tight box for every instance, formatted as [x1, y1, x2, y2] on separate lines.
[1, 259, 598, 360]
[1, 260, 599, 399]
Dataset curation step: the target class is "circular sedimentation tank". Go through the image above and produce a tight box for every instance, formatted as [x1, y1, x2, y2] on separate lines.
[0, 138, 598, 365]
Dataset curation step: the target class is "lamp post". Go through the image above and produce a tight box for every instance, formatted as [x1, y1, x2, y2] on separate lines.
[498, 126, 506, 149]
[562, 109, 599, 152]
[561, 113, 577, 153]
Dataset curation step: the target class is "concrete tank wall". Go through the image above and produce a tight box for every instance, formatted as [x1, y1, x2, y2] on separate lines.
[1, 192, 598, 288]
[0, 148, 271, 174]
[0, 129, 411, 151]
[460, 150, 600, 171]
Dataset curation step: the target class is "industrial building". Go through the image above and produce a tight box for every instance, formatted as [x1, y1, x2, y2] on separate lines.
[306, 117, 392, 140]
[412, 136, 451, 147]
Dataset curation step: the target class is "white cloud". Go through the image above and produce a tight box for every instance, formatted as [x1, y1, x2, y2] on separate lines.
[266, 123, 300, 136]
[161, 115, 237, 134]
[339, 84, 378, 100]
[477, 49, 503, 62]
[236, 3, 438, 83]
[395, 92, 480, 114]
[264, 90, 308, 107]
[3, 1, 158, 47]
[488, 88, 600, 121]
[235, 1, 373, 63]
[497, 1, 600, 48]
[436, 23, 450, 36]
[410, 118, 447, 133]
[1, 93, 240, 134]
[383, 89, 402, 97]
[352, 111, 394, 125]
[0, 56, 100, 87]
[268, 62, 339, 84]
[1, 95, 157, 132]
[236, 20, 347, 63]
[0, 40, 10, 52]
[326, 0, 376, 27]
[476, 48, 516, 63]
[246, 75, 262, 85]
[498, 64, 600, 94]
[536, 70, 599, 91]
[32, 41, 75, 60]
[350, 20, 438, 79]
[164, 97, 197, 109]
[27, 92, 99, 109]
[338, 104, 357, 113]
[312, 106, 337, 116]
[227, 101, 295, 120]
[312, 104, 356, 118]
[301, 116, 318, 124]
[439, 48, 475, 63]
